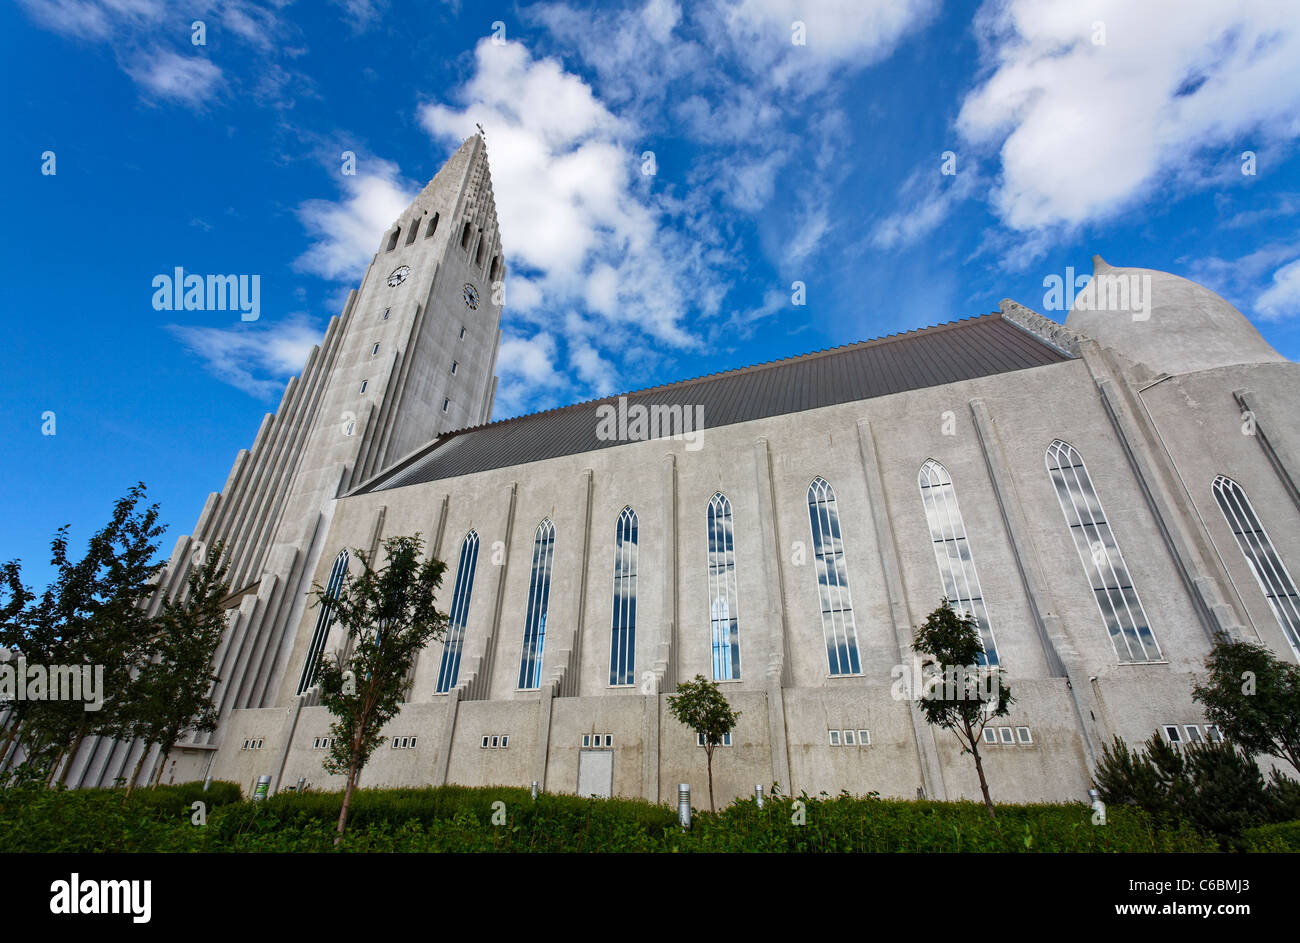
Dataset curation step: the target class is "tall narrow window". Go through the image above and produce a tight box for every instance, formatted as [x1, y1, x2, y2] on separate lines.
[386, 228, 400, 251]
[475, 231, 486, 266]
[450, 360, 458, 375]
[1213, 475, 1300, 658]
[461, 222, 472, 249]
[518, 519, 555, 689]
[918, 460, 998, 665]
[296, 550, 349, 694]
[425, 212, 439, 237]
[608, 507, 638, 685]
[1045, 440, 1159, 662]
[372, 343, 380, 356]
[405, 219, 419, 246]
[707, 492, 741, 680]
[359, 379, 368, 394]
[436, 532, 480, 693]
[807, 477, 862, 675]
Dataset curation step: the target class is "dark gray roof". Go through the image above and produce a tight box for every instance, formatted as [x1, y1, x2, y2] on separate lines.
[356, 313, 1071, 494]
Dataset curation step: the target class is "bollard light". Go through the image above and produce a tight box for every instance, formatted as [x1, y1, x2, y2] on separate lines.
[678, 783, 691, 830]
[530, 781, 539, 800]
[253, 774, 271, 801]
[296, 777, 306, 793]
[754, 784, 764, 809]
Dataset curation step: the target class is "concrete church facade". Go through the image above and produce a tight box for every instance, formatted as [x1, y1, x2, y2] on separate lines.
[61, 136, 1300, 806]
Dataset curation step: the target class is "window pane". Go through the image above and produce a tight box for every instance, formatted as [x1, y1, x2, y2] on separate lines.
[917, 460, 998, 664]
[437, 532, 480, 693]
[609, 508, 639, 685]
[808, 478, 862, 676]
[707, 493, 742, 680]
[518, 520, 556, 689]
[1213, 476, 1300, 659]
[1045, 441, 1159, 662]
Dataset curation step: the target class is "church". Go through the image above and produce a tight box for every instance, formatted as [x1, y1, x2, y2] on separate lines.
[61, 134, 1300, 805]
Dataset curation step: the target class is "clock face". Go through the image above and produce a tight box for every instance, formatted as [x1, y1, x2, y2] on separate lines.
[387, 265, 410, 287]
[463, 283, 480, 310]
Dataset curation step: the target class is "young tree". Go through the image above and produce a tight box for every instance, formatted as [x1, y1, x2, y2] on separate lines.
[911, 600, 1012, 819]
[116, 541, 232, 797]
[1192, 634, 1300, 776]
[4, 484, 165, 784]
[666, 674, 741, 813]
[0, 560, 34, 775]
[313, 535, 447, 844]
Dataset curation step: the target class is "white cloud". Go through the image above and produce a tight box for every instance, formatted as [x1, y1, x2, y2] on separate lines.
[1256, 258, 1300, 321]
[494, 332, 566, 415]
[293, 160, 417, 281]
[958, 0, 1300, 232]
[123, 49, 224, 107]
[419, 39, 710, 356]
[19, 0, 302, 109]
[166, 316, 324, 400]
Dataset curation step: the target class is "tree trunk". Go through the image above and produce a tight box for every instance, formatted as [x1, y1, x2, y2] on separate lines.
[706, 747, 716, 813]
[336, 760, 360, 846]
[968, 721, 995, 819]
[125, 744, 150, 799]
[45, 749, 66, 788]
[56, 727, 87, 787]
[151, 743, 173, 788]
[0, 716, 21, 772]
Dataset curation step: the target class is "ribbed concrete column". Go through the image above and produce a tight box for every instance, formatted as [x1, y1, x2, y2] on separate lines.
[432, 687, 459, 786]
[533, 683, 553, 790]
[855, 419, 946, 800]
[1093, 375, 1241, 641]
[642, 693, 660, 804]
[465, 482, 517, 702]
[752, 437, 792, 793]
[1234, 388, 1300, 515]
[969, 398, 1101, 769]
[661, 453, 679, 691]
[555, 469, 593, 698]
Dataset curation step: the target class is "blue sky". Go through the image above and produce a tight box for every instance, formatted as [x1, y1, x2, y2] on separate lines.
[3, 0, 1299, 591]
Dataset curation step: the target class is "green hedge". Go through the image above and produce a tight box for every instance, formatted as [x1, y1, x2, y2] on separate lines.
[0, 781, 242, 853]
[1241, 820, 1300, 852]
[0, 784, 1222, 853]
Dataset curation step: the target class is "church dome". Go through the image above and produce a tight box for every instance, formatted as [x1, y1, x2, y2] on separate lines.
[1064, 256, 1286, 375]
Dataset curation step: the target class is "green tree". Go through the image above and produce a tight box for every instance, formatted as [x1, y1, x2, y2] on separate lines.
[2, 484, 165, 784]
[666, 674, 741, 813]
[911, 600, 1012, 819]
[1094, 730, 1281, 849]
[0, 560, 35, 777]
[1191, 634, 1300, 776]
[117, 541, 232, 797]
[313, 535, 447, 844]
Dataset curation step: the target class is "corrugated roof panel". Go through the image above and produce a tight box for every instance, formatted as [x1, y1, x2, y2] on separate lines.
[357, 314, 1072, 494]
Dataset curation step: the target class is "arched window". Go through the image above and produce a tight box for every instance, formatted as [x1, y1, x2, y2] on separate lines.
[1045, 440, 1159, 662]
[918, 460, 998, 665]
[608, 507, 638, 685]
[386, 227, 400, 252]
[405, 218, 419, 245]
[460, 221, 472, 249]
[436, 532, 480, 693]
[518, 519, 555, 689]
[1213, 475, 1300, 658]
[475, 231, 486, 267]
[807, 477, 861, 675]
[296, 549, 349, 695]
[424, 212, 439, 237]
[489, 255, 501, 283]
[707, 492, 741, 680]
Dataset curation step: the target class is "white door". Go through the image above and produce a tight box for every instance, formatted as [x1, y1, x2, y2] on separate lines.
[577, 750, 613, 798]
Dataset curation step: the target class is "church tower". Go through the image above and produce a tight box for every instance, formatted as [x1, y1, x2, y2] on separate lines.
[65, 134, 505, 788]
